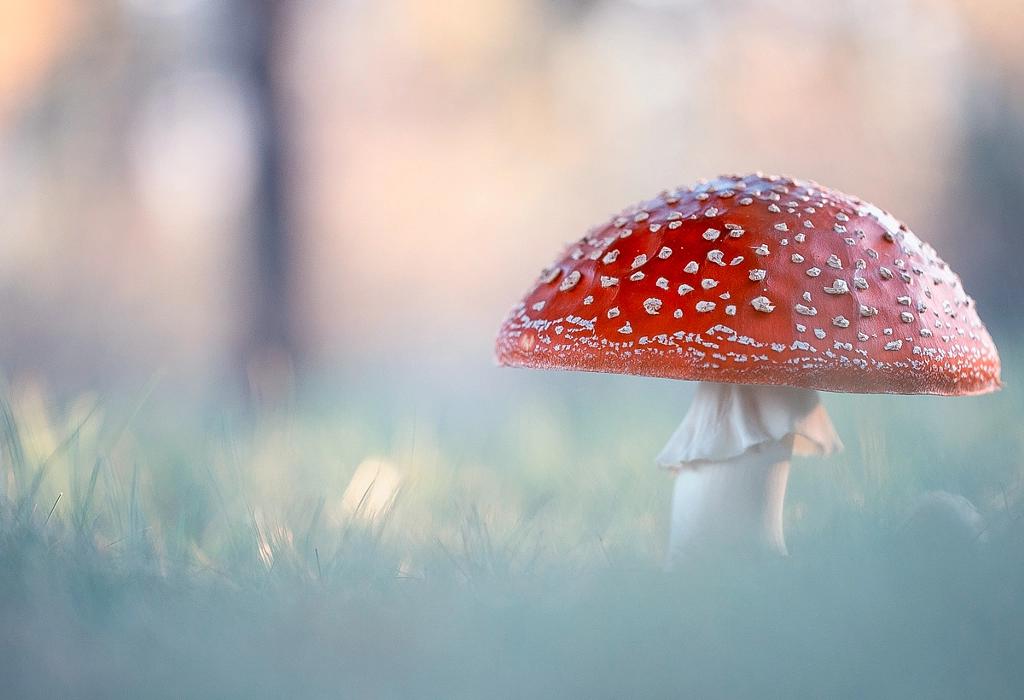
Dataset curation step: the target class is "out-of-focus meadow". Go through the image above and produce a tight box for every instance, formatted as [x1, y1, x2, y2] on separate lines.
[2, 0, 1024, 697]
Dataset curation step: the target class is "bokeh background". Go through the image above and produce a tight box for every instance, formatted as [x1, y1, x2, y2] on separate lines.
[3, 1, 1024, 696]
[1, 0, 1023, 396]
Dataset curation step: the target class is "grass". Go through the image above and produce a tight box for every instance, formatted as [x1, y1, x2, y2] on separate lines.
[0, 345, 1023, 698]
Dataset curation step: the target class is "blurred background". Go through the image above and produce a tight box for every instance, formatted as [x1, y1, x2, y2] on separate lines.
[1, 0, 1023, 400]
[4, 4, 1024, 694]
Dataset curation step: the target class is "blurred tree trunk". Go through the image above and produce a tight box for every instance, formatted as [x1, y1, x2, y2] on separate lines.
[944, 1, 1024, 335]
[952, 69, 1024, 336]
[238, 0, 294, 405]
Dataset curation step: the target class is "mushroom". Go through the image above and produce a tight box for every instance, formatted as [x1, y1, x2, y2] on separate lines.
[495, 174, 1001, 561]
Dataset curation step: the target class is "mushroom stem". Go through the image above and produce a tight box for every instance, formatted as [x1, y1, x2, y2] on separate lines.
[658, 382, 842, 565]
[668, 437, 794, 558]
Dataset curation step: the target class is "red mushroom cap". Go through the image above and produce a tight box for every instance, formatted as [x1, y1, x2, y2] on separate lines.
[495, 174, 1001, 396]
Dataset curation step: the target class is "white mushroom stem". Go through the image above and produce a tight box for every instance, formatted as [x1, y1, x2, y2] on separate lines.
[658, 382, 843, 564]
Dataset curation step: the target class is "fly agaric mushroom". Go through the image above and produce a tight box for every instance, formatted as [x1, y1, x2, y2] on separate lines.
[495, 173, 1001, 560]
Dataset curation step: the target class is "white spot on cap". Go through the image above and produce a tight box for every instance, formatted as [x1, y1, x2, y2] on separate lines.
[739, 197, 753, 205]
[696, 301, 716, 313]
[901, 312, 914, 323]
[897, 296, 911, 306]
[860, 305, 878, 317]
[920, 328, 933, 337]
[884, 339, 903, 351]
[559, 270, 581, 292]
[795, 304, 818, 316]
[703, 229, 721, 241]
[795, 233, 806, 243]
[858, 332, 869, 341]
[754, 244, 770, 256]
[806, 267, 821, 277]
[674, 309, 683, 319]
[539, 267, 560, 284]
[803, 220, 813, 229]
[630, 271, 645, 281]
[701, 279, 718, 290]
[532, 301, 546, 311]
[708, 250, 726, 265]
[631, 254, 647, 270]
[796, 324, 807, 332]
[853, 277, 869, 290]
[656, 277, 669, 290]
[768, 204, 781, 213]
[751, 296, 775, 312]
[824, 279, 850, 295]
[879, 267, 894, 280]
[705, 207, 719, 218]
[832, 316, 850, 328]
[684, 261, 699, 274]
[602, 250, 620, 264]
[775, 223, 789, 232]
[725, 305, 737, 316]
[827, 255, 843, 269]
[814, 329, 826, 339]
[618, 323, 632, 334]
[634, 212, 649, 223]
[583, 296, 594, 305]
[658, 247, 673, 259]
[730, 256, 744, 265]
[644, 298, 663, 315]
[678, 284, 694, 295]
[791, 254, 805, 263]
[607, 307, 620, 318]
[601, 276, 619, 287]
[749, 269, 767, 281]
